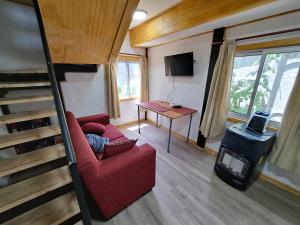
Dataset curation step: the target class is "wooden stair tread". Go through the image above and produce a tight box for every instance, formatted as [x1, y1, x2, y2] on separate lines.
[0, 109, 57, 125]
[0, 166, 72, 213]
[0, 95, 53, 105]
[3, 192, 80, 225]
[0, 143, 65, 177]
[0, 81, 50, 88]
[0, 126, 61, 149]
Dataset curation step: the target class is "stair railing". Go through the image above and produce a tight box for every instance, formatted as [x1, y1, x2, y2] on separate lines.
[33, 1, 92, 224]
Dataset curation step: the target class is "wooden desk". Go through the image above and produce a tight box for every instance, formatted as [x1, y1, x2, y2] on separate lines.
[137, 100, 197, 153]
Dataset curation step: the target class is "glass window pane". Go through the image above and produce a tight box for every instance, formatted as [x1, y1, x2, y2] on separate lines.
[128, 62, 140, 97]
[229, 55, 262, 115]
[253, 51, 300, 122]
[117, 61, 129, 99]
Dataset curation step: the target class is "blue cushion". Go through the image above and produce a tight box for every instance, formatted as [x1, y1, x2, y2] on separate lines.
[85, 134, 109, 153]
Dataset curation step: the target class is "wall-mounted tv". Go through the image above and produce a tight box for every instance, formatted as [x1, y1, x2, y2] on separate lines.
[164, 52, 194, 76]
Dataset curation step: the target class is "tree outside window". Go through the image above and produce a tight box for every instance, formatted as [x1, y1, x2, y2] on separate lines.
[229, 47, 300, 125]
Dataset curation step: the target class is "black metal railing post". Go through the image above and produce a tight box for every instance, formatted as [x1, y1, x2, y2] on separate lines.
[32, 1, 91, 224]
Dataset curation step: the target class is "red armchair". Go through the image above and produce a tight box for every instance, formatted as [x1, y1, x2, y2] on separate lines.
[65, 112, 156, 219]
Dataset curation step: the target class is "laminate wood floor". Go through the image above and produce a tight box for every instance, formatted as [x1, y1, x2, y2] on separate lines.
[91, 122, 300, 225]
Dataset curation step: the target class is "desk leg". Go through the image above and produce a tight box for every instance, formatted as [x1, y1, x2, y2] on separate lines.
[187, 114, 193, 143]
[156, 113, 159, 127]
[167, 118, 173, 153]
[138, 105, 141, 134]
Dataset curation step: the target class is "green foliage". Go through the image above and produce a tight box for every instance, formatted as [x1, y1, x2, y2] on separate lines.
[229, 54, 281, 115]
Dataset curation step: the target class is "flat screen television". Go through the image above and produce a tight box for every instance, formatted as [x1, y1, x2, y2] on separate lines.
[164, 52, 194, 76]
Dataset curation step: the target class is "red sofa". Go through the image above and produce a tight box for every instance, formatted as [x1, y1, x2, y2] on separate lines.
[65, 111, 156, 219]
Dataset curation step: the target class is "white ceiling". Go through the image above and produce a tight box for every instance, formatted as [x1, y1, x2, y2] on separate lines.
[130, 0, 181, 28]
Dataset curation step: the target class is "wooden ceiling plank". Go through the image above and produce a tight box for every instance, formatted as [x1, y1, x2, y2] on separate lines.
[130, 0, 275, 46]
[38, 0, 139, 64]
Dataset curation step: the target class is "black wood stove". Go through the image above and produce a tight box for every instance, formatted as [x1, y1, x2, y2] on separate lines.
[214, 123, 276, 190]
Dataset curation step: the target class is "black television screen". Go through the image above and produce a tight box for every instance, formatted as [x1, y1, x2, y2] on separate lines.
[164, 52, 194, 76]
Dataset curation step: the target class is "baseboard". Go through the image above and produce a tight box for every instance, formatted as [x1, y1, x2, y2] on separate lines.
[114, 119, 146, 128]
[259, 173, 300, 198]
[117, 119, 300, 198]
[203, 146, 218, 157]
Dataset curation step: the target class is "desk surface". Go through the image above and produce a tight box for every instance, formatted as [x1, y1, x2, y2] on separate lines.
[137, 100, 197, 119]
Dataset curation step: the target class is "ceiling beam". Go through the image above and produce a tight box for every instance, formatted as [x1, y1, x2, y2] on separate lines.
[130, 0, 275, 46]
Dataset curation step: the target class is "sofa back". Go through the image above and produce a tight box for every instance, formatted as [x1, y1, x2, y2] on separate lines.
[65, 111, 98, 172]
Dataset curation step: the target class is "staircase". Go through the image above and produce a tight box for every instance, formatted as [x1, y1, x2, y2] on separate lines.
[0, 73, 88, 224]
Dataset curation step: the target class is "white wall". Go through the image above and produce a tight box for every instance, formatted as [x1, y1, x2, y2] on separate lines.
[148, 33, 212, 141]
[147, 11, 300, 191]
[225, 10, 300, 41]
[61, 32, 146, 123]
[0, 0, 47, 72]
[61, 66, 107, 118]
[120, 33, 145, 56]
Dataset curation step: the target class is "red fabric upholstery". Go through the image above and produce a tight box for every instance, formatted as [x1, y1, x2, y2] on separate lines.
[77, 113, 110, 126]
[102, 124, 124, 141]
[110, 136, 129, 143]
[96, 137, 129, 160]
[65, 112, 99, 185]
[81, 122, 106, 135]
[66, 111, 156, 219]
[95, 144, 156, 217]
[103, 139, 138, 159]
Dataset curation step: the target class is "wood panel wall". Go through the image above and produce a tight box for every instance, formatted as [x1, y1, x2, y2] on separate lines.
[38, 0, 139, 64]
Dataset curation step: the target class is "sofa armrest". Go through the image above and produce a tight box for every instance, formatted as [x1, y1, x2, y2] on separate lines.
[88, 144, 156, 218]
[77, 113, 110, 126]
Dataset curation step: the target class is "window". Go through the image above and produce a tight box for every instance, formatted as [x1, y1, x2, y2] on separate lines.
[229, 46, 300, 125]
[117, 60, 141, 100]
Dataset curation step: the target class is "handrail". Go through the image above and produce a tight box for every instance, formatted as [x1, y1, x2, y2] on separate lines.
[33, 1, 91, 225]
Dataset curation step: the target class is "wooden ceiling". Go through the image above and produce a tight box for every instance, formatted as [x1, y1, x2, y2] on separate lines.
[37, 0, 139, 64]
[130, 0, 275, 46]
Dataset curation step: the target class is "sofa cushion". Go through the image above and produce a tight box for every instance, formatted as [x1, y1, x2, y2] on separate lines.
[103, 139, 138, 158]
[96, 137, 129, 160]
[81, 122, 106, 135]
[102, 124, 124, 141]
[85, 134, 109, 153]
[110, 136, 129, 143]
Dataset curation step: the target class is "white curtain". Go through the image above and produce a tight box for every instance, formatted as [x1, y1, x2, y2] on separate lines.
[105, 63, 120, 119]
[270, 68, 300, 175]
[139, 56, 149, 102]
[200, 40, 236, 138]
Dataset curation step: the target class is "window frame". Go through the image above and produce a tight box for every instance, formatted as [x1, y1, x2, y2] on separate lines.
[229, 45, 300, 127]
[117, 59, 141, 101]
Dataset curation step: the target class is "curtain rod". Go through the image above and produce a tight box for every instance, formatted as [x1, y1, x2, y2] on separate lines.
[236, 27, 300, 42]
